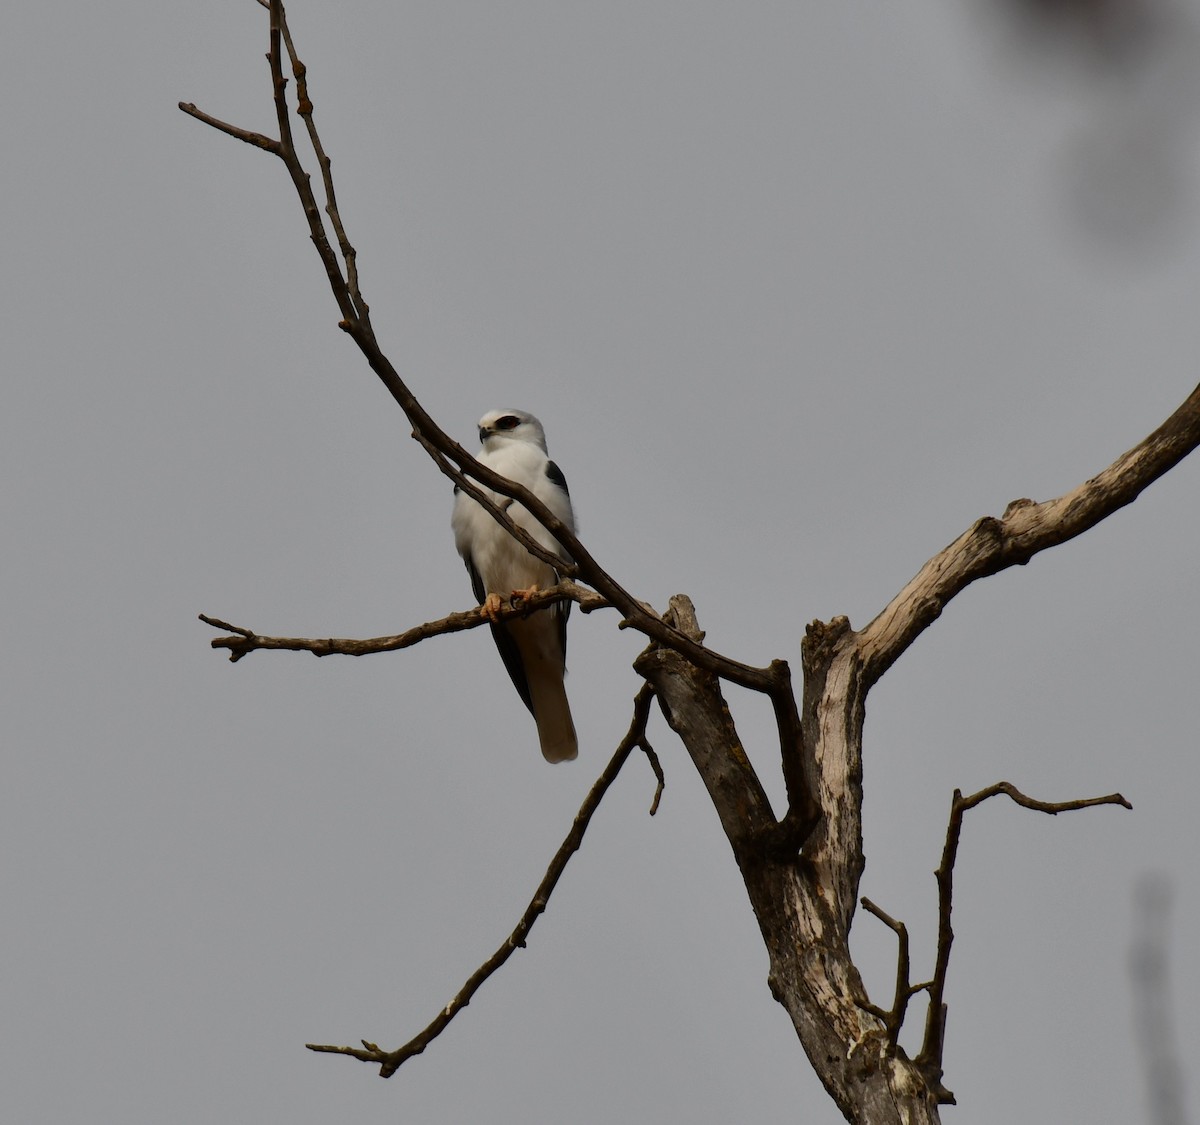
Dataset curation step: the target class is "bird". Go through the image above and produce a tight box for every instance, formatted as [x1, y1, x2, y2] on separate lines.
[451, 409, 579, 762]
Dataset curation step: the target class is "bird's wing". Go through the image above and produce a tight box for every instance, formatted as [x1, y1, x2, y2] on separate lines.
[539, 458, 572, 660]
[463, 555, 535, 714]
[544, 459, 569, 498]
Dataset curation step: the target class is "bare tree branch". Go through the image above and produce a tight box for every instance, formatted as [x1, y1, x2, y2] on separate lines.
[306, 686, 659, 1077]
[640, 739, 667, 816]
[857, 383, 1200, 687]
[411, 428, 586, 580]
[199, 581, 609, 662]
[917, 782, 1133, 1084]
[176, 103, 279, 152]
[858, 897, 926, 1058]
[273, 6, 365, 317]
[265, 0, 359, 328]
[178, 1, 801, 717]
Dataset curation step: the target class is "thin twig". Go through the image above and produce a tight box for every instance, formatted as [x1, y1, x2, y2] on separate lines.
[306, 685, 659, 1077]
[638, 739, 665, 816]
[266, 0, 358, 325]
[917, 781, 1132, 1090]
[274, 7, 366, 320]
[176, 103, 280, 152]
[1130, 875, 1189, 1125]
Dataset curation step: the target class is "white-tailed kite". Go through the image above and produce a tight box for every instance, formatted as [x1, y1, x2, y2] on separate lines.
[451, 409, 578, 763]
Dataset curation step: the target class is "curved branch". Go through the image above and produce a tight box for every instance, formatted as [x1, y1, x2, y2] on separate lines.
[858, 383, 1200, 687]
[306, 686, 659, 1077]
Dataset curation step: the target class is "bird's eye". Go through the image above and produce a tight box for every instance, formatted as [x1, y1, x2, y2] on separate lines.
[496, 415, 520, 431]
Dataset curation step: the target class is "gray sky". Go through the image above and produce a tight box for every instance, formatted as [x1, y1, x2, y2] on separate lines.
[4, 2, 1199, 1122]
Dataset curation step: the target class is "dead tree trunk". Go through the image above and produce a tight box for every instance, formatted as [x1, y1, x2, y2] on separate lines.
[639, 601, 941, 1123]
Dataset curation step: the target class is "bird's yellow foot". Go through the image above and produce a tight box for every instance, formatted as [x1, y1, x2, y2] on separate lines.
[509, 584, 541, 608]
[481, 593, 505, 622]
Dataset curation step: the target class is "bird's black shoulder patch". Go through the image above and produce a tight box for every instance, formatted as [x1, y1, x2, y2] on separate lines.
[465, 558, 487, 608]
[546, 460, 569, 495]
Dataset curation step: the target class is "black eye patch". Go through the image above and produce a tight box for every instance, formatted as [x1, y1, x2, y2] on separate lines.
[496, 415, 521, 430]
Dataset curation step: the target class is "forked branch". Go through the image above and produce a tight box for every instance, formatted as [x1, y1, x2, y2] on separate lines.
[306, 686, 660, 1077]
[916, 782, 1132, 1085]
[857, 897, 928, 1057]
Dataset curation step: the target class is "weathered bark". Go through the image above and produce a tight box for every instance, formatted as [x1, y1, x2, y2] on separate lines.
[637, 600, 942, 1124]
[631, 387, 1200, 1122]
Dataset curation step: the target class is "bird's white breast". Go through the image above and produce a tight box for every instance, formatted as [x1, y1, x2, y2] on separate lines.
[452, 440, 574, 597]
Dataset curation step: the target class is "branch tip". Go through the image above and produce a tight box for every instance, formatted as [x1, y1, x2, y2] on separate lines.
[310, 686, 657, 1075]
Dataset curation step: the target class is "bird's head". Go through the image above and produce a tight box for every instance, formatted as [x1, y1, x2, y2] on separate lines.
[477, 409, 548, 453]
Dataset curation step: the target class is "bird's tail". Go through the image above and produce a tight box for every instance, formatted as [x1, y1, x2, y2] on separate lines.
[532, 682, 578, 763]
[510, 620, 578, 763]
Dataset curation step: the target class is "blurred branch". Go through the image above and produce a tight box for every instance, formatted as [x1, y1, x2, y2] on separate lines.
[916, 782, 1132, 1087]
[1130, 875, 1190, 1125]
[306, 686, 660, 1077]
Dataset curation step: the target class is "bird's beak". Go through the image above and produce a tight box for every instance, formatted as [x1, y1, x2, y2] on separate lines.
[478, 426, 491, 444]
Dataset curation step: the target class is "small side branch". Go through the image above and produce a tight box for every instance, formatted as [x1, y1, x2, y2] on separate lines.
[200, 582, 608, 662]
[641, 739, 666, 816]
[858, 897, 927, 1056]
[306, 686, 659, 1077]
[1130, 875, 1189, 1125]
[917, 781, 1132, 1087]
[176, 103, 279, 152]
